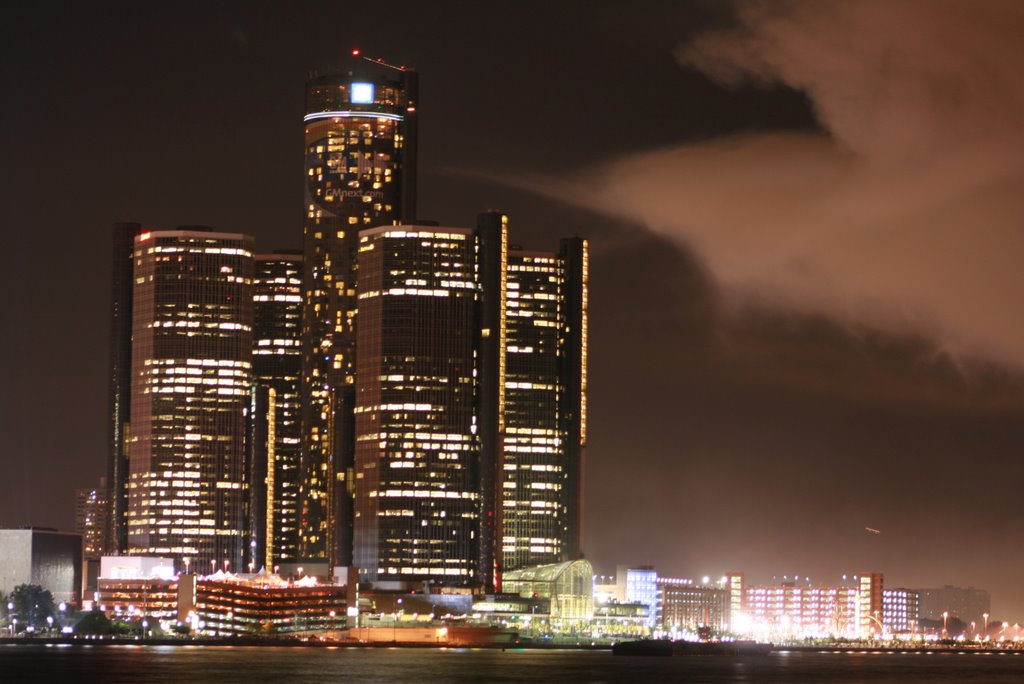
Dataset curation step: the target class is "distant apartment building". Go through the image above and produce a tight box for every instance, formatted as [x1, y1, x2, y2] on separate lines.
[75, 480, 110, 560]
[917, 585, 991, 629]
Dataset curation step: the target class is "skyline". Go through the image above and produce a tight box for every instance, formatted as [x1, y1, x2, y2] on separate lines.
[4, 1, 1024, 617]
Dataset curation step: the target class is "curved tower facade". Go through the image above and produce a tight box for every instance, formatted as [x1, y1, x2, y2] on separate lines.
[126, 229, 254, 571]
[300, 55, 418, 563]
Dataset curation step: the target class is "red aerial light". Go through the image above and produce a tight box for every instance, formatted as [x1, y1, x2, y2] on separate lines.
[352, 49, 361, 57]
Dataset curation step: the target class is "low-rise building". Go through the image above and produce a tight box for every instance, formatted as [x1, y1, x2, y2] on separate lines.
[657, 577, 729, 632]
[502, 559, 594, 629]
[0, 528, 83, 606]
[95, 556, 346, 635]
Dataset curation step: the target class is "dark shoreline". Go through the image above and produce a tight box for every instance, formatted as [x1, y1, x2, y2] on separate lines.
[4, 637, 1024, 656]
[0, 636, 606, 650]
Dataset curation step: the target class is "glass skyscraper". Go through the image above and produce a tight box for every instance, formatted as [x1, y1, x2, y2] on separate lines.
[498, 235, 588, 574]
[300, 55, 418, 565]
[107, 221, 144, 555]
[126, 229, 254, 571]
[251, 252, 304, 566]
[352, 226, 480, 583]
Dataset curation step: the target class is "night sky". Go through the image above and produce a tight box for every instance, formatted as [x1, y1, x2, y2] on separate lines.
[4, 2, 1024, 616]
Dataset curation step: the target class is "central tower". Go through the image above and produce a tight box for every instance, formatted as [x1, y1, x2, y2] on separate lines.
[299, 54, 418, 564]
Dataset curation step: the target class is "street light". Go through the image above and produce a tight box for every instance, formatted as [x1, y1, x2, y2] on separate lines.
[983, 613, 990, 639]
[942, 611, 949, 638]
[393, 598, 403, 643]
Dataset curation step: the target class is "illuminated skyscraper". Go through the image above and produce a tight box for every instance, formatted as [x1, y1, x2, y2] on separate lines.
[126, 229, 254, 571]
[300, 55, 418, 564]
[352, 226, 479, 583]
[249, 252, 304, 566]
[108, 221, 144, 554]
[496, 227, 588, 574]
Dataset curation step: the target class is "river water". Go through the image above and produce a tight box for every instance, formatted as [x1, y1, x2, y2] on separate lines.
[4, 644, 1024, 683]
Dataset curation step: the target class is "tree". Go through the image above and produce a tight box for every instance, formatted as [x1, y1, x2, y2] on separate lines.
[9, 584, 56, 632]
[74, 610, 113, 636]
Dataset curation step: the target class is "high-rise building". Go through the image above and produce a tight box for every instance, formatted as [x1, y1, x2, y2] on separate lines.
[300, 55, 418, 565]
[108, 221, 144, 554]
[126, 229, 254, 571]
[495, 224, 588, 574]
[249, 252, 304, 567]
[75, 481, 110, 561]
[352, 226, 480, 584]
[474, 212, 509, 590]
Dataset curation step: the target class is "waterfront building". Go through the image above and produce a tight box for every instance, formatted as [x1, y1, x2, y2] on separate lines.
[352, 226, 480, 584]
[495, 222, 588, 575]
[0, 528, 84, 606]
[726, 571, 744, 631]
[616, 565, 658, 627]
[917, 585, 991, 631]
[592, 601, 650, 637]
[882, 587, 921, 635]
[737, 573, 885, 640]
[593, 573, 620, 603]
[858, 572, 884, 637]
[300, 55, 419, 567]
[96, 557, 345, 635]
[656, 577, 729, 632]
[126, 229, 254, 571]
[75, 480, 110, 561]
[250, 252, 304, 566]
[744, 582, 858, 638]
[107, 221, 145, 555]
[502, 559, 595, 627]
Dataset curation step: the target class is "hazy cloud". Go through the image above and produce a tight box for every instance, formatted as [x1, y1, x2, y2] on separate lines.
[560, 0, 1024, 367]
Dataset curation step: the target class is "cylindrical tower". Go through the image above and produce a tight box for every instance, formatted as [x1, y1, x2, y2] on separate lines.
[300, 54, 418, 565]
